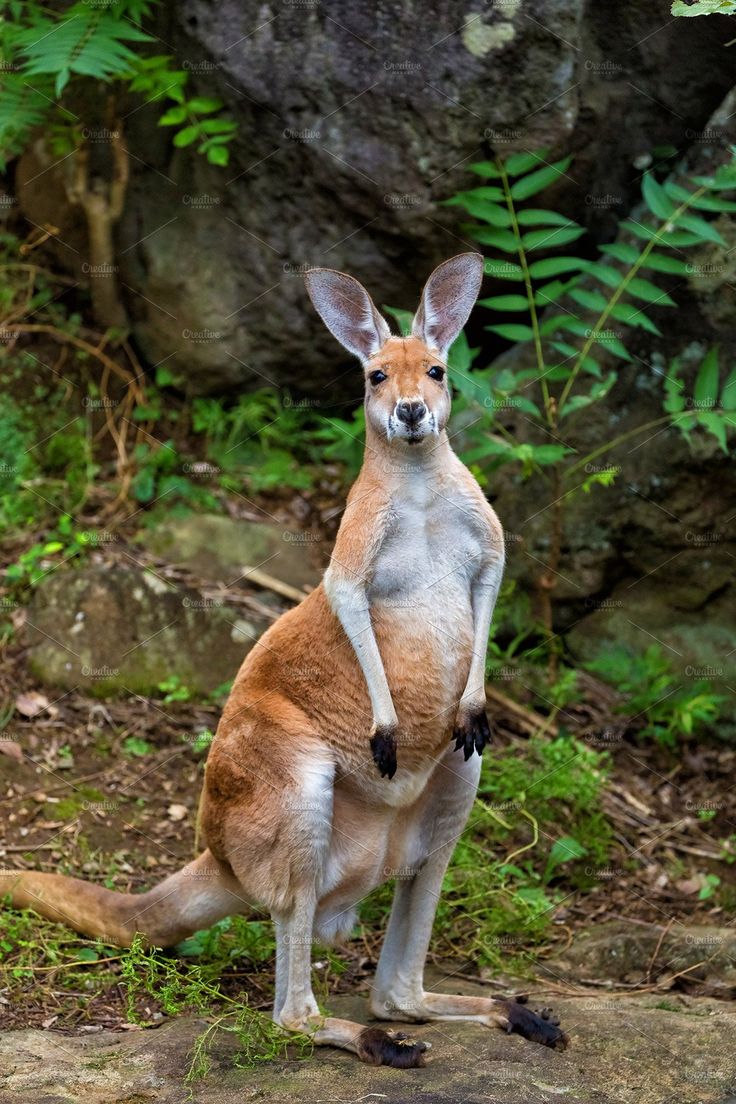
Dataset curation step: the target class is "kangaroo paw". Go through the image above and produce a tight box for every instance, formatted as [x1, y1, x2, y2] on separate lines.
[357, 1026, 430, 1068]
[499, 997, 569, 1050]
[370, 726, 397, 779]
[453, 709, 492, 761]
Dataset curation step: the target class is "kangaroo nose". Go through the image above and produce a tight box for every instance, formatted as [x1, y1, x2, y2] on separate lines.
[396, 400, 427, 425]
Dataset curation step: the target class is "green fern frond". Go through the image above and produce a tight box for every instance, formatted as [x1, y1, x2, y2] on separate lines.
[0, 75, 51, 166]
[15, 4, 153, 95]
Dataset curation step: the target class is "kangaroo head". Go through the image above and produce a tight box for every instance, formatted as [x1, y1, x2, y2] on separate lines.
[305, 253, 483, 446]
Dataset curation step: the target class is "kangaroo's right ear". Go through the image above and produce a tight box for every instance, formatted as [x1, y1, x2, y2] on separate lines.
[304, 268, 391, 363]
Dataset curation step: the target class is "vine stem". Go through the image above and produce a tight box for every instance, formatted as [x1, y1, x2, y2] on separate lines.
[498, 161, 554, 428]
[503, 807, 539, 866]
[558, 185, 709, 415]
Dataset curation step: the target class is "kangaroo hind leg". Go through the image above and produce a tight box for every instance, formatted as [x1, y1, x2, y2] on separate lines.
[274, 887, 430, 1067]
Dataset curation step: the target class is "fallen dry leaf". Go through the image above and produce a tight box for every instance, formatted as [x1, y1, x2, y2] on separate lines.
[167, 803, 188, 822]
[0, 739, 23, 763]
[676, 876, 703, 896]
[15, 691, 50, 719]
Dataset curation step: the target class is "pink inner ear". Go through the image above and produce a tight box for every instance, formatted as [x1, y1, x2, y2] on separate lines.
[305, 269, 390, 361]
[414, 254, 483, 354]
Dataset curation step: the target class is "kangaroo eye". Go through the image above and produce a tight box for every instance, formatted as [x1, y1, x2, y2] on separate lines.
[427, 365, 445, 381]
[369, 370, 387, 385]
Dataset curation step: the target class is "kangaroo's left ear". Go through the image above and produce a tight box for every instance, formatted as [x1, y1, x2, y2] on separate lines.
[412, 253, 484, 357]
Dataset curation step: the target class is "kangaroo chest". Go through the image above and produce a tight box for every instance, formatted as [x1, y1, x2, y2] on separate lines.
[367, 474, 484, 610]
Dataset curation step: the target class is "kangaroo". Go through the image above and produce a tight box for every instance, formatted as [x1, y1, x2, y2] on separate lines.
[1, 254, 567, 1065]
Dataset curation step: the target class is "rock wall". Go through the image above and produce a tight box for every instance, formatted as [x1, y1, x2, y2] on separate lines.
[15, 0, 736, 392]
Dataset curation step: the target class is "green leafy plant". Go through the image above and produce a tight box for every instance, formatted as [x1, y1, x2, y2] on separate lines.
[0, 1, 237, 167]
[157, 675, 192, 703]
[4, 515, 93, 591]
[586, 643, 724, 746]
[0, 370, 94, 530]
[121, 735, 154, 758]
[120, 923, 312, 1080]
[698, 872, 721, 900]
[672, 0, 736, 15]
[445, 151, 736, 670]
[191, 389, 326, 492]
[190, 728, 215, 755]
[447, 731, 611, 961]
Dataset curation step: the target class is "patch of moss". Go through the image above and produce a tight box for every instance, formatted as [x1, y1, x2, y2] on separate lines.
[45, 786, 107, 821]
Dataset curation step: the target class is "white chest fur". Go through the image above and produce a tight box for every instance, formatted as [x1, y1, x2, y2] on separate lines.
[368, 464, 487, 614]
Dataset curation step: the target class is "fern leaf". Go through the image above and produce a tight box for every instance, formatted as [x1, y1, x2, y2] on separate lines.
[510, 157, 573, 201]
[468, 160, 502, 178]
[639, 253, 691, 275]
[521, 225, 585, 251]
[642, 172, 676, 219]
[0, 76, 51, 166]
[550, 341, 602, 376]
[664, 179, 736, 213]
[598, 242, 639, 265]
[622, 221, 706, 248]
[446, 196, 511, 226]
[527, 257, 587, 278]
[677, 211, 726, 245]
[17, 7, 154, 96]
[444, 186, 504, 203]
[696, 412, 729, 453]
[516, 209, 580, 227]
[692, 165, 736, 190]
[486, 323, 535, 342]
[539, 314, 583, 338]
[693, 347, 719, 408]
[478, 295, 530, 311]
[484, 260, 524, 281]
[722, 368, 736, 411]
[585, 264, 622, 290]
[503, 150, 551, 175]
[464, 225, 518, 252]
[626, 277, 675, 306]
[568, 288, 608, 312]
[609, 302, 662, 336]
[534, 278, 579, 305]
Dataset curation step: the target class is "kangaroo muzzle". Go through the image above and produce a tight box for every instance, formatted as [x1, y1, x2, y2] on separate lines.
[396, 400, 427, 426]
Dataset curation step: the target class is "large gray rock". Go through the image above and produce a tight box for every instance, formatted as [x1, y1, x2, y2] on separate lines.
[138, 514, 322, 589]
[0, 979, 733, 1103]
[14, 2, 736, 392]
[25, 564, 266, 696]
[550, 921, 736, 998]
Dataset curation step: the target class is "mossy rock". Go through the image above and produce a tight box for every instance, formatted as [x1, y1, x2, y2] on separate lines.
[139, 514, 322, 591]
[26, 564, 266, 697]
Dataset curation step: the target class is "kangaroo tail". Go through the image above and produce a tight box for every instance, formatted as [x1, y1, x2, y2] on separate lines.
[0, 849, 246, 948]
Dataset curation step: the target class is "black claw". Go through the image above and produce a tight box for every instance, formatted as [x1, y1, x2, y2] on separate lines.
[500, 997, 569, 1050]
[474, 711, 491, 755]
[452, 709, 492, 761]
[371, 726, 397, 779]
